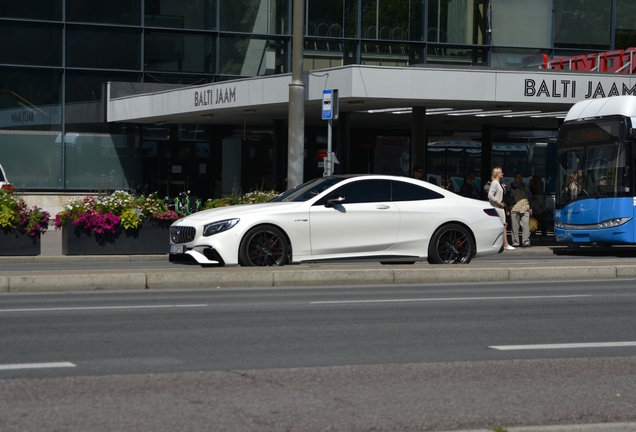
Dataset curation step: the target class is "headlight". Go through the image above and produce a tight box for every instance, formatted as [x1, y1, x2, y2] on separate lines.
[554, 217, 631, 230]
[598, 217, 631, 229]
[203, 218, 239, 236]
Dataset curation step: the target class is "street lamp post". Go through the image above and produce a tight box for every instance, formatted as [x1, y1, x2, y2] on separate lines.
[287, 0, 305, 190]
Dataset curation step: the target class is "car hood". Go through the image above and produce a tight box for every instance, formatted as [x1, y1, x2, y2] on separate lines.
[174, 201, 304, 224]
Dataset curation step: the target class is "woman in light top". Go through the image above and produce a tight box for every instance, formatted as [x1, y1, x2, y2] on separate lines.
[487, 167, 514, 251]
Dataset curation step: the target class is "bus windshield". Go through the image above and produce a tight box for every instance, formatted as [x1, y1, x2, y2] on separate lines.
[556, 120, 630, 208]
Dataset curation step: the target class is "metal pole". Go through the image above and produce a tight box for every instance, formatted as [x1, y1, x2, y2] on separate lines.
[287, 0, 305, 190]
[326, 119, 333, 176]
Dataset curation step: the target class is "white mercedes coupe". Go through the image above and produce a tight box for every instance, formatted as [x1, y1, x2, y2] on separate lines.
[169, 174, 504, 266]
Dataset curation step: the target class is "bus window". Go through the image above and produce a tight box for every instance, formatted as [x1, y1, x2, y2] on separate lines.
[557, 141, 628, 205]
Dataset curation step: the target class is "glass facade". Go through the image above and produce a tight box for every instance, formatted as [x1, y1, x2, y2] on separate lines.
[0, 0, 635, 195]
[554, 0, 612, 50]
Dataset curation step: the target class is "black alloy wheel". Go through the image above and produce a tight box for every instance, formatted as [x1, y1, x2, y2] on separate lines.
[238, 225, 289, 266]
[427, 223, 474, 264]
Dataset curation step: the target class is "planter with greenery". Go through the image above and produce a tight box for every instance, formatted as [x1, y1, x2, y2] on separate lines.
[0, 190, 50, 256]
[203, 189, 280, 209]
[55, 191, 179, 255]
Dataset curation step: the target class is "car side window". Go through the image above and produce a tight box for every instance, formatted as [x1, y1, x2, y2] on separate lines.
[321, 179, 392, 204]
[391, 180, 444, 201]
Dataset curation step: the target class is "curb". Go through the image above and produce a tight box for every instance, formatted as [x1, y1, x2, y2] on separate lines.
[441, 422, 636, 431]
[3, 263, 636, 292]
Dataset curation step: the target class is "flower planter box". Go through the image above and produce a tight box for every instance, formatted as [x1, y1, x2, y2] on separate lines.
[62, 220, 170, 255]
[1, 229, 41, 256]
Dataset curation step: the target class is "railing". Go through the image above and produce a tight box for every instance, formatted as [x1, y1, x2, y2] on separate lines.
[521, 48, 636, 74]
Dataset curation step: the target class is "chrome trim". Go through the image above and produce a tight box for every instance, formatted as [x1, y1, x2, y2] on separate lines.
[170, 226, 196, 243]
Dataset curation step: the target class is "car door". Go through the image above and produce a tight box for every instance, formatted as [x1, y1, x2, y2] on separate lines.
[389, 179, 446, 254]
[309, 179, 400, 256]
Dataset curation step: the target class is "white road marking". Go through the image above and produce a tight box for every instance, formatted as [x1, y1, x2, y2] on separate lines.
[310, 295, 591, 305]
[490, 342, 636, 350]
[0, 304, 208, 313]
[0, 362, 76, 371]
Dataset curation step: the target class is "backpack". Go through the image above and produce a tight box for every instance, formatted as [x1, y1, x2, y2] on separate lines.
[502, 185, 516, 206]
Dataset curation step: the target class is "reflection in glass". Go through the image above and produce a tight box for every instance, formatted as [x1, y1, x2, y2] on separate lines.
[554, 0, 611, 49]
[0, 68, 62, 132]
[359, 0, 422, 41]
[427, 44, 485, 66]
[427, 0, 486, 45]
[145, 32, 214, 73]
[491, 48, 550, 68]
[0, 24, 62, 67]
[67, 0, 141, 25]
[0, 0, 62, 21]
[144, 73, 212, 85]
[491, 0, 551, 48]
[0, 67, 63, 188]
[64, 130, 141, 190]
[0, 132, 63, 188]
[145, 0, 216, 30]
[220, 0, 287, 34]
[616, 0, 636, 49]
[361, 41, 421, 66]
[67, 27, 141, 70]
[65, 71, 139, 124]
[219, 36, 286, 76]
[304, 38, 348, 69]
[306, 0, 357, 38]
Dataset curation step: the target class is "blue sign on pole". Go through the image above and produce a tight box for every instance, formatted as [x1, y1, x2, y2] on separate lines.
[322, 89, 333, 120]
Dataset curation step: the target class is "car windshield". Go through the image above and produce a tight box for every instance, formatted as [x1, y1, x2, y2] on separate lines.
[270, 177, 347, 202]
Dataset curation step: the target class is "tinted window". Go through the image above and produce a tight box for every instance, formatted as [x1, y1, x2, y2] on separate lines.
[0, 24, 62, 66]
[67, 0, 141, 25]
[328, 179, 391, 204]
[145, 0, 216, 30]
[145, 32, 215, 73]
[0, 0, 62, 21]
[392, 180, 444, 201]
[67, 27, 140, 70]
[554, 0, 611, 49]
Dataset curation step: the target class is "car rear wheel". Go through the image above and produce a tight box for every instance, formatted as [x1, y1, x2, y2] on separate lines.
[427, 224, 474, 264]
[238, 225, 289, 267]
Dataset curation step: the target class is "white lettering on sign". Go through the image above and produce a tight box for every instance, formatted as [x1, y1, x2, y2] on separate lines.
[194, 86, 236, 107]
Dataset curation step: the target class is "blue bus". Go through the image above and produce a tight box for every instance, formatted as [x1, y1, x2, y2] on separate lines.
[554, 96, 636, 244]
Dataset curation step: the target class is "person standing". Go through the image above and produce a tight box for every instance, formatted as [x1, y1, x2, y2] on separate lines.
[510, 172, 533, 247]
[441, 174, 455, 192]
[481, 179, 491, 201]
[487, 167, 514, 251]
[412, 165, 424, 180]
[460, 174, 480, 199]
[529, 174, 548, 239]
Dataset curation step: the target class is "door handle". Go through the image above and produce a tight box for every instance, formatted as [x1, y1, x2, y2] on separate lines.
[376, 205, 390, 209]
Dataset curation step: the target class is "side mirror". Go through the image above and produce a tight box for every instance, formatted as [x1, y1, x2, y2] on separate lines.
[325, 196, 346, 208]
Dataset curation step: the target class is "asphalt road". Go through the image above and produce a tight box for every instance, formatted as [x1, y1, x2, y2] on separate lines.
[1, 280, 636, 431]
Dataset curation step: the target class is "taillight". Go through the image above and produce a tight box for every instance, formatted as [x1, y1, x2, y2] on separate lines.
[483, 208, 499, 217]
[1, 184, 13, 193]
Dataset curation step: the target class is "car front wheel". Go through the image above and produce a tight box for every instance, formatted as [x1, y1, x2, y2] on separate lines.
[238, 225, 289, 267]
[427, 224, 474, 264]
